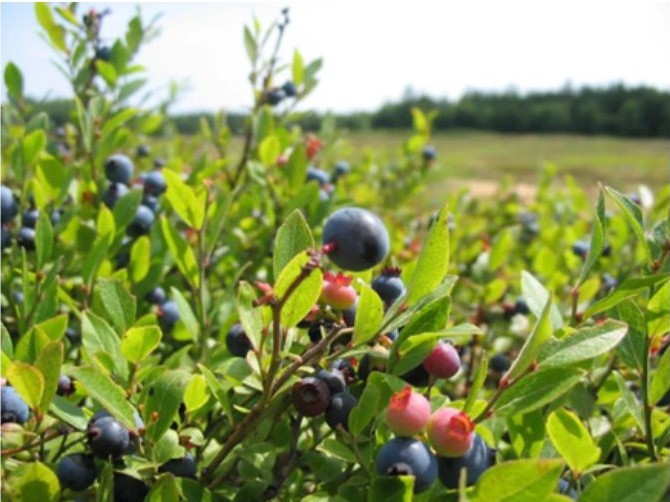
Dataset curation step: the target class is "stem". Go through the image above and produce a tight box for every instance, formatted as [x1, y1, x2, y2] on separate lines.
[337, 426, 370, 478]
[472, 366, 533, 423]
[641, 337, 658, 461]
[1, 428, 67, 456]
[263, 414, 303, 500]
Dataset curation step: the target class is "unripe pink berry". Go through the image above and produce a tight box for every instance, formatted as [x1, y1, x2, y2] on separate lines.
[386, 386, 431, 437]
[427, 407, 475, 457]
[321, 272, 358, 310]
[422, 342, 461, 379]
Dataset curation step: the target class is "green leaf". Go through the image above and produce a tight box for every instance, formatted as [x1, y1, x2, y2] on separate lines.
[197, 363, 233, 423]
[237, 281, 263, 351]
[97, 278, 136, 333]
[546, 408, 600, 473]
[170, 287, 199, 341]
[35, 211, 53, 269]
[521, 271, 563, 330]
[506, 298, 553, 381]
[36, 157, 71, 203]
[121, 326, 161, 364]
[274, 251, 323, 329]
[650, 346, 670, 404]
[243, 25, 257, 63]
[50, 395, 88, 430]
[579, 464, 670, 502]
[81, 311, 128, 380]
[152, 429, 185, 465]
[95, 60, 117, 86]
[4, 62, 23, 101]
[349, 372, 405, 436]
[144, 369, 190, 441]
[369, 476, 414, 502]
[69, 366, 137, 430]
[646, 280, 670, 339]
[353, 284, 384, 345]
[613, 371, 645, 431]
[129, 235, 151, 283]
[147, 474, 181, 502]
[112, 188, 142, 233]
[489, 228, 513, 271]
[615, 301, 646, 371]
[7, 361, 44, 409]
[35, 3, 67, 53]
[35, 341, 63, 414]
[605, 186, 649, 263]
[183, 374, 209, 413]
[160, 216, 200, 287]
[538, 320, 627, 369]
[283, 144, 308, 190]
[102, 108, 138, 135]
[583, 274, 669, 319]
[464, 352, 488, 415]
[406, 203, 450, 305]
[163, 169, 204, 229]
[273, 209, 314, 280]
[575, 188, 606, 287]
[292, 49, 304, 86]
[7, 461, 60, 502]
[410, 107, 430, 136]
[259, 134, 281, 166]
[494, 367, 583, 417]
[470, 458, 563, 502]
[82, 233, 111, 285]
[23, 129, 46, 165]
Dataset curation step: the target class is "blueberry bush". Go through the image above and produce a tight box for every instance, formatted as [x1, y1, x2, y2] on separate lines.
[1, 4, 669, 501]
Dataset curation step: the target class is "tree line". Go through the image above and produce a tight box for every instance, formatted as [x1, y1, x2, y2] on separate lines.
[25, 83, 668, 137]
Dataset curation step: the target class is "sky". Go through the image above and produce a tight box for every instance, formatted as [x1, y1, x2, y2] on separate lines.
[1, 1, 669, 114]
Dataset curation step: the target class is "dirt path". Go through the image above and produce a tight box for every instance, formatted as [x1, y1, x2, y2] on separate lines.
[447, 178, 538, 203]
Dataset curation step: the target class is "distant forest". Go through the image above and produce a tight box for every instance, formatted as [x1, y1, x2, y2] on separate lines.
[29, 83, 668, 137]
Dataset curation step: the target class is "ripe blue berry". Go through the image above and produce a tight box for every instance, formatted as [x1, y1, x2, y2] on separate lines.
[400, 364, 430, 388]
[1, 226, 11, 249]
[102, 182, 130, 208]
[141, 194, 160, 213]
[342, 302, 357, 327]
[226, 323, 252, 357]
[315, 368, 346, 394]
[105, 154, 134, 185]
[1, 386, 30, 424]
[325, 391, 357, 431]
[437, 434, 496, 488]
[571, 240, 589, 259]
[330, 358, 356, 382]
[322, 207, 390, 272]
[159, 453, 197, 478]
[489, 354, 510, 373]
[153, 158, 166, 168]
[21, 209, 39, 229]
[282, 81, 298, 97]
[57, 375, 74, 396]
[126, 205, 155, 237]
[306, 166, 330, 187]
[331, 161, 350, 182]
[514, 296, 530, 315]
[558, 478, 577, 500]
[143, 170, 167, 196]
[95, 45, 112, 61]
[421, 145, 437, 162]
[145, 286, 167, 305]
[372, 267, 406, 309]
[136, 144, 151, 157]
[87, 415, 130, 458]
[265, 88, 286, 106]
[375, 437, 438, 494]
[56, 453, 98, 491]
[291, 377, 331, 416]
[158, 300, 180, 332]
[113, 473, 149, 502]
[602, 273, 617, 291]
[17, 227, 35, 250]
[1, 185, 18, 224]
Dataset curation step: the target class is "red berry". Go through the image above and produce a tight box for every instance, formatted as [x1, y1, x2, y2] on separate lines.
[321, 272, 358, 310]
[386, 386, 431, 437]
[427, 408, 475, 457]
[422, 342, 461, 379]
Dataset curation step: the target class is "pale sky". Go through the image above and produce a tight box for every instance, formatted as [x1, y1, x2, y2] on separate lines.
[1, 1, 669, 114]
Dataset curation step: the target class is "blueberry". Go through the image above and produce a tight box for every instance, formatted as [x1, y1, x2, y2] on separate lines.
[105, 154, 134, 185]
[331, 161, 350, 182]
[264, 88, 285, 106]
[342, 302, 357, 327]
[375, 437, 438, 494]
[56, 453, 98, 491]
[1, 226, 11, 250]
[422, 341, 461, 379]
[65, 327, 80, 344]
[158, 300, 180, 332]
[158, 453, 197, 478]
[126, 205, 155, 237]
[315, 368, 346, 394]
[400, 364, 431, 388]
[95, 45, 111, 61]
[558, 478, 577, 500]
[226, 323, 252, 357]
[291, 377, 331, 416]
[51, 209, 63, 226]
[322, 207, 390, 272]
[145, 287, 167, 306]
[306, 166, 330, 187]
[1, 386, 30, 424]
[308, 322, 326, 343]
[514, 296, 530, 315]
[437, 434, 496, 488]
[628, 193, 642, 206]
[1, 185, 18, 224]
[571, 240, 589, 259]
[113, 473, 149, 502]
[325, 391, 357, 431]
[489, 354, 510, 373]
[141, 194, 160, 213]
[372, 267, 406, 309]
[17, 227, 35, 250]
[282, 81, 298, 98]
[601, 244, 612, 257]
[21, 208, 39, 229]
[102, 182, 130, 208]
[143, 170, 167, 196]
[56, 375, 74, 396]
[421, 145, 437, 162]
[330, 359, 356, 382]
[358, 350, 388, 382]
[136, 144, 151, 158]
[602, 273, 617, 291]
[153, 158, 166, 169]
[87, 415, 130, 458]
